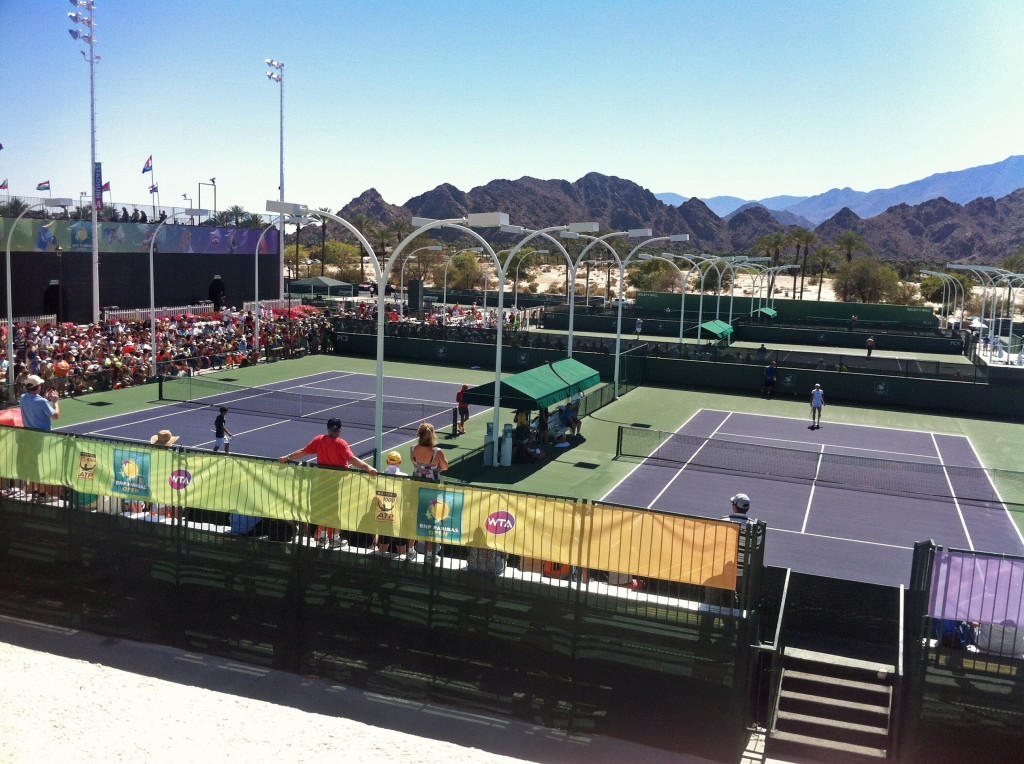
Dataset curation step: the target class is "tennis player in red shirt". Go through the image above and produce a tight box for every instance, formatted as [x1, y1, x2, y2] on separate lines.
[279, 418, 377, 548]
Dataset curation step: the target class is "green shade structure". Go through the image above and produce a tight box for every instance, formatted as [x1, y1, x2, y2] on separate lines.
[461, 358, 600, 410]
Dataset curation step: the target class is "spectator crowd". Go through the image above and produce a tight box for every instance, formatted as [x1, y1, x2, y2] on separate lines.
[0, 308, 335, 403]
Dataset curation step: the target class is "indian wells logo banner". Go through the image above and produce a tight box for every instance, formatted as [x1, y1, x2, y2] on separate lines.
[112, 448, 151, 498]
[416, 487, 464, 541]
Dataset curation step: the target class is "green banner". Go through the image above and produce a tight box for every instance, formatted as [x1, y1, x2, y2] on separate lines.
[0, 428, 737, 587]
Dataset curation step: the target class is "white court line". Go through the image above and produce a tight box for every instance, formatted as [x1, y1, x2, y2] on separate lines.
[600, 409, 708, 501]
[800, 443, 825, 534]
[931, 432, 974, 551]
[646, 413, 734, 509]
[713, 431, 943, 462]
[769, 526, 914, 551]
[962, 436, 1024, 549]
[702, 408, 951, 438]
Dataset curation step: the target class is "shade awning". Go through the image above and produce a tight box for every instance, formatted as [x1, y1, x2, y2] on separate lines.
[287, 276, 354, 296]
[756, 308, 778, 318]
[699, 320, 734, 338]
[461, 358, 601, 411]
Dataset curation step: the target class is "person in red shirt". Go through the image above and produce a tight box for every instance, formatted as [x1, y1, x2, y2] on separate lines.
[279, 418, 377, 549]
[456, 383, 470, 434]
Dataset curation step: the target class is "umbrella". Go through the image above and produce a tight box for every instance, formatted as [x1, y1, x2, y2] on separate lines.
[0, 409, 23, 427]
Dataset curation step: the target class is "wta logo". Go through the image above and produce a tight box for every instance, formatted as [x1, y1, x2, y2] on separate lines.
[168, 469, 192, 490]
[485, 510, 515, 534]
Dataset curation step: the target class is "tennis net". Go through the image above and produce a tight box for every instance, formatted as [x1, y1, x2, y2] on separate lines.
[616, 426, 1024, 509]
[160, 375, 455, 432]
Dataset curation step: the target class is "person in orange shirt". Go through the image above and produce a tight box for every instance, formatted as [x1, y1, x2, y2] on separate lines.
[53, 353, 72, 397]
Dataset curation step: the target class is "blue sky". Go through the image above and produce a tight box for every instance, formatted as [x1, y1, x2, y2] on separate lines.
[2, 0, 1022, 215]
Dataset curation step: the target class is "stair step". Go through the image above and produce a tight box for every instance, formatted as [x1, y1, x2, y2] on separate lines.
[783, 669, 892, 706]
[779, 689, 889, 727]
[778, 708, 884, 737]
[769, 730, 888, 762]
[786, 646, 895, 675]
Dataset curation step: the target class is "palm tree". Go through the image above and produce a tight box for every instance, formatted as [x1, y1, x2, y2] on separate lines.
[0, 197, 30, 218]
[225, 205, 249, 228]
[814, 246, 837, 301]
[789, 227, 817, 299]
[833, 231, 869, 300]
[388, 218, 413, 246]
[347, 213, 374, 282]
[834, 230, 869, 263]
[756, 232, 789, 294]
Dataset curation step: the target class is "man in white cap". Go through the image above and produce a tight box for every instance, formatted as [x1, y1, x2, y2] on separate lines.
[727, 493, 752, 525]
[15, 375, 60, 502]
[19, 375, 59, 431]
[702, 493, 756, 611]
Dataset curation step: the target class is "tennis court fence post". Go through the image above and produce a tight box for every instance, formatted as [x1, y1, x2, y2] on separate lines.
[451, 407, 458, 438]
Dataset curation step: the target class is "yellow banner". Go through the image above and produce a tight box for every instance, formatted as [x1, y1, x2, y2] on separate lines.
[0, 428, 738, 587]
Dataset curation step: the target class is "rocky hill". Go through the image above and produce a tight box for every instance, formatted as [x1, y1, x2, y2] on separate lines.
[338, 172, 1024, 265]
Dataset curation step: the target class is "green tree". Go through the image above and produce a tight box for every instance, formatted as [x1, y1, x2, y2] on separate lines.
[224, 205, 249, 228]
[834, 230, 869, 263]
[1001, 250, 1024, 272]
[789, 227, 816, 298]
[918, 272, 974, 304]
[832, 256, 900, 303]
[756, 231, 789, 294]
[813, 246, 839, 301]
[445, 250, 483, 290]
[346, 213, 375, 282]
[0, 197, 31, 218]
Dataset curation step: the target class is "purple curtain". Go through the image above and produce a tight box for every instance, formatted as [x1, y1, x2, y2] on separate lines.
[929, 549, 1024, 625]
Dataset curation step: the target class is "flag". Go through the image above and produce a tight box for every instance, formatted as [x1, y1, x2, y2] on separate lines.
[0, 143, 4, 151]
[148, 183, 159, 194]
[37, 181, 50, 191]
[142, 156, 153, 173]
[101, 181, 110, 192]
[0, 180, 7, 190]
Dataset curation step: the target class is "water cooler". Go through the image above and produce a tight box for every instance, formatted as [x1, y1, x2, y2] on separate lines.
[500, 423, 514, 467]
[483, 421, 495, 466]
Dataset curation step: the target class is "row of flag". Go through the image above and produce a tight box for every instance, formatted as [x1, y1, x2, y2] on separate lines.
[0, 156, 158, 197]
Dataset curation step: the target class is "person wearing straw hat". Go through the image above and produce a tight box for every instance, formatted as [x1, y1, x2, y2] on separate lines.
[150, 430, 180, 447]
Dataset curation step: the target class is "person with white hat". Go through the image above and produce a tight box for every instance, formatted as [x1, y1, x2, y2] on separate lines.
[727, 493, 752, 524]
[700, 492, 756, 612]
[15, 375, 60, 502]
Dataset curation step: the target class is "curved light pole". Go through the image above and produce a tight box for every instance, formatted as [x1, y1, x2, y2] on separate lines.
[441, 247, 483, 319]
[638, 253, 705, 346]
[725, 258, 773, 328]
[291, 209, 507, 467]
[694, 256, 737, 344]
[581, 234, 691, 395]
[950, 264, 1005, 349]
[512, 249, 548, 311]
[921, 270, 962, 328]
[253, 220, 280, 364]
[6, 199, 74, 397]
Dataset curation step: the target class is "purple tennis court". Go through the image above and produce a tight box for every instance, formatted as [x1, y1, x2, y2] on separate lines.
[606, 409, 1024, 586]
[57, 371, 487, 462]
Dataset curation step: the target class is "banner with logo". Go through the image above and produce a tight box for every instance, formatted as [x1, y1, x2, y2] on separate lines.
[0, 428, 738, 587]
[0, 217, 279, 255]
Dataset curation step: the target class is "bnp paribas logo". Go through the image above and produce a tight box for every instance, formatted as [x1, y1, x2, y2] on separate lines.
[415, 487, 463, 542]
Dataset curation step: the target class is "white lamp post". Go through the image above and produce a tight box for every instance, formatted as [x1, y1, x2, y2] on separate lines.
[253, 219, 281, 364]
[199, 178, 216, 221]
[265, 58, 285, 298]
[68, 1, 101, 324]
[638, 253, 705, 346]
[6, 199, 74, 396]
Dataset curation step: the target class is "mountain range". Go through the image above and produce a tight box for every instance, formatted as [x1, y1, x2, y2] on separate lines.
[658, 155, 1024, 225]
[336, 157, 1024, 265]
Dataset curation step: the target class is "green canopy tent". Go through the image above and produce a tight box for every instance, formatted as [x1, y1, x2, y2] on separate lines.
[755, 307, 778, 319]
[460, 358, 601, 411]
[699, 319, 734, 339]
[287, 276, 354, 297]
